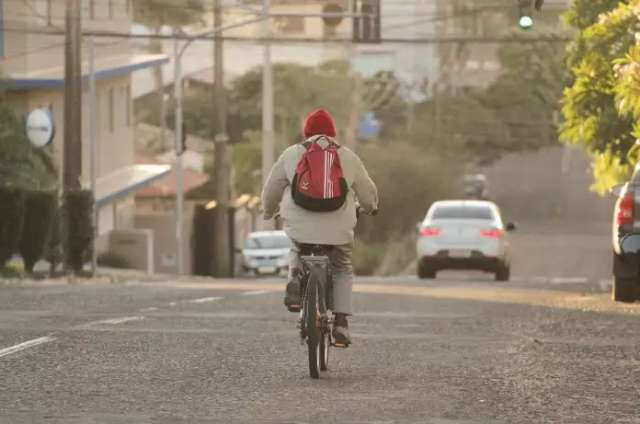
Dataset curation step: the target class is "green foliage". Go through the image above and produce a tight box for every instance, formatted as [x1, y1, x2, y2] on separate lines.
[0, 187, 25, 267]
[560, 0, 640, 193]
[356, 141, 462, 244]
[45, 206, 64, 273]
[132, 0, 205, 28]
[64, 190, 94, 273]
[97, 252, 131, 269]
[0, 98, 57, 190]
[233, 131, 262, 195]
[19, 190, 57, 273]
[352, 242, 385, 276]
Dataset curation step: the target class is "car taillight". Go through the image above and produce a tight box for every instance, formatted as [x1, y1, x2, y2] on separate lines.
[420, 227, 441, 237]
[617, 193, 635, 226]
[480, 228, 502, 239]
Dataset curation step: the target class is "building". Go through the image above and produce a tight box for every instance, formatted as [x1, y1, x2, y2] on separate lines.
[0, 0, 170, 266]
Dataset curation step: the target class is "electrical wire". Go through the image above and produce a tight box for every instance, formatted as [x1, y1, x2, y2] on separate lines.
[1, 25, 571, 43]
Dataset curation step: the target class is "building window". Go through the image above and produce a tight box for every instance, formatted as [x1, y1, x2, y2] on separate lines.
[81, 0, 90, 18]
[274, 16, 305, 34]
[33, 0, 51, 24]
[89, 0, 95, 20]
[108, 88, 115, 133]
[108, 0, 114, 19]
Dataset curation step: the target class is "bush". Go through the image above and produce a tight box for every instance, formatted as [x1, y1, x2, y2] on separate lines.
[19, 190, 57, 273]
[356, 141, 462, 245]
[0, 187, 25, 267]
[352, 242, 385, 276]
[97, 252, 131, 269]
[45, 205, 64, 274]
[64, 190, 94, 273]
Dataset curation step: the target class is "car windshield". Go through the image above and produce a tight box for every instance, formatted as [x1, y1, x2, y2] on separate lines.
[432, 206, 494, 220]
[245, 235, 291, 250]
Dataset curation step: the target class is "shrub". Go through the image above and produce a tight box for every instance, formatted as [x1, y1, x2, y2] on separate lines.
[64, 189, 94, 273]
[0, 187, 25, 267]
[45, 205, 64, 274]
[97, 252, 131, 269]
[352, 242, 385, 276]
[19, 190, 57, 273]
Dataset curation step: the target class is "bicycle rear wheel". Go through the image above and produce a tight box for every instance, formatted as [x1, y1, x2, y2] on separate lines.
[304, 278, 321, 379]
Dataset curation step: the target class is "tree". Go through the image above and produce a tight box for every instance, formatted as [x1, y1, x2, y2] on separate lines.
[132, 0, 205, 134]
[0, 97, 56, 189]
[560, 0, 636, 193]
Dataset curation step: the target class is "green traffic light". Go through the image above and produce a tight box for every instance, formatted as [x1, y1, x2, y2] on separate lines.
[519, 15, 534, 29]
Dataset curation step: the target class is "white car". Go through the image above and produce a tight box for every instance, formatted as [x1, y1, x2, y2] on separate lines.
[242, 231, 292, 276]
[416, 200, 515, 281]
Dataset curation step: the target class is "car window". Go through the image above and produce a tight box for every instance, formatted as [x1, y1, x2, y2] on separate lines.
[431, 206, 494, 220]
[245, 235, 292, 249]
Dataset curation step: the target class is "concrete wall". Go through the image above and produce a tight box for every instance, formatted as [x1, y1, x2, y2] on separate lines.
[135, 201, 196, 275]
[109, 229, 154, 274]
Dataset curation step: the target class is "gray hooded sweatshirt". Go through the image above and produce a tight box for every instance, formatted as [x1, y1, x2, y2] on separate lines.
[262, 135, 379, 245]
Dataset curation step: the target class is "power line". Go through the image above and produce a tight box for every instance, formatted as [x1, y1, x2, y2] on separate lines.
[1, 26, 571, 43]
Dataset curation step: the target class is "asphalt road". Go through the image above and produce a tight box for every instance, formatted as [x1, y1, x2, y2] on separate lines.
[1, 273, 639, 424]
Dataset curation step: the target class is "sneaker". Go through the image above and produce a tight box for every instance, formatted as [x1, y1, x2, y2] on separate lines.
[332, 314, 351, 346]
[284, 280, 301, 312]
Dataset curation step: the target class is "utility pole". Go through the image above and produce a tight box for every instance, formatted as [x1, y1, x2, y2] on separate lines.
[64, 0, 82, 192]
[63, 0, 82, 275]
[261, 0, 274, 191]
[174, 35, 185, 275]
[88, 36, 98, 275]
[212, 0, 232, 277]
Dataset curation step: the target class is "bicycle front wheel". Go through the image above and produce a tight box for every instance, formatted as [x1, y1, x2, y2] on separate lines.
[320, 330, 330, 371]
[304, 278, 321, 379]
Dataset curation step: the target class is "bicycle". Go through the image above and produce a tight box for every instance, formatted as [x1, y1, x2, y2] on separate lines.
[297, 243, 340, 379]
[296, 208, 377, 379]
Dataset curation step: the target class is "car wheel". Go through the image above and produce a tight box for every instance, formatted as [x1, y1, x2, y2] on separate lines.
[418, 263, 436, 280]
[612, 276, 638, 303]
[495, 263, 510, 282]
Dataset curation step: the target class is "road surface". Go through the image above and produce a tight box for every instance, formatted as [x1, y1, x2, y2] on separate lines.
[1, 273, 639, 423]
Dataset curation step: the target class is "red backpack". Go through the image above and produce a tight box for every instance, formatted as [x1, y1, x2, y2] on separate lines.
[291, 139, 348, 212]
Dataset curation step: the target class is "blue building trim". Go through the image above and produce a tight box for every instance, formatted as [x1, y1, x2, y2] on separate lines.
[1, 56, 169, 90]
[96, 167, 171, 208]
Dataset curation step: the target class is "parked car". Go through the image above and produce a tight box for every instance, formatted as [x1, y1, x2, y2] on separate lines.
[242, 231, 292, 276]
[611, 178, 640, 302]
[416, 200, 515, 281]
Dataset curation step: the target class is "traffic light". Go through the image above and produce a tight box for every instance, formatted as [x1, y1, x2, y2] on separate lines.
[518, 0, 543, 30]
[353, 0, 381, 43]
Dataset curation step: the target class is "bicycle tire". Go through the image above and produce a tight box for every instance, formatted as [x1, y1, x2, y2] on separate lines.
[305, 276, 321, 379]
[320, 330, 330, 371]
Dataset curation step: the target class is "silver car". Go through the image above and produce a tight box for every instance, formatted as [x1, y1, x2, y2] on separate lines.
[416, 200, 515, 281]
[242, 231, 292, 276]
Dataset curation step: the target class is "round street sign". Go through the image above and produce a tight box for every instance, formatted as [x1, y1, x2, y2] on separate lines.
[322, 3, 344, 28]
[26, 108, 55, 148]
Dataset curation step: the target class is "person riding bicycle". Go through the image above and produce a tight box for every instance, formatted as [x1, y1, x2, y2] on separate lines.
[262, 108, 378, 346]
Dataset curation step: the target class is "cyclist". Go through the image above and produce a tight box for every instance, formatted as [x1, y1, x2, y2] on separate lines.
[262, 108, 378, 346]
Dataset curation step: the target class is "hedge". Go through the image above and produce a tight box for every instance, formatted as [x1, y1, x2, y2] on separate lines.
[0, 187, 25, 267]
[19, 190, 57, 273]
[64, 189, 94, 272]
